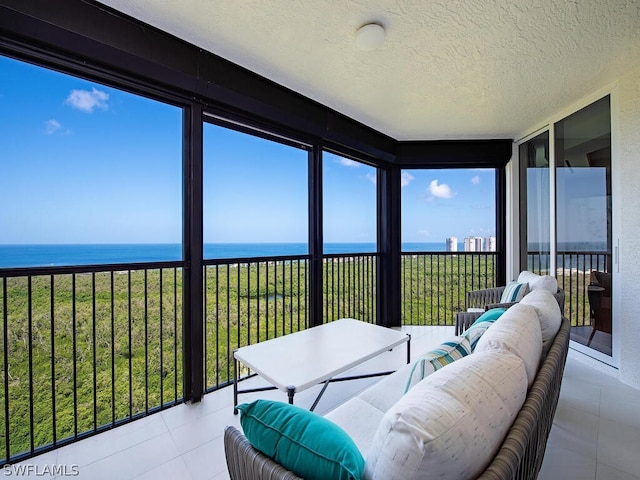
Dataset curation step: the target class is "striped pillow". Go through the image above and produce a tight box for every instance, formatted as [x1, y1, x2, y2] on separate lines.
[404, 336, 471, 393]
[499, 281, 529, 303]
[463, 307, 507, 350]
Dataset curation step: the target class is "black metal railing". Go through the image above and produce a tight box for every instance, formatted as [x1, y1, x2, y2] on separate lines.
[202, 252, 378, 392]
[0, 262, 183, 465]
[1, 249, 502, 464]
[323, 253, 377, 325]
[202, 255, 310, 392]
[527, 251, 609, 327]
[400, 252, 498, 325]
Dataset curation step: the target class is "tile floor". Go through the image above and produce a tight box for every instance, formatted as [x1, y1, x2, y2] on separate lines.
[11, 326, 640, 480]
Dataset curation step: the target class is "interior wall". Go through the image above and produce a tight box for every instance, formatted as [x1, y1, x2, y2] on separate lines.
[618, 63, 640, 389]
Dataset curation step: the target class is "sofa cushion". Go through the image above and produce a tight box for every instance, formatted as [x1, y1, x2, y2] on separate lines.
[363, 351, 528, 480]
[403, 336, 471, 393]
[324, 397, 384, 458]
[519, 288, 562, 354]
[463, 307, 507, 350]
[500, 280, 530, 303]
[517, 270, 558, 293]
[237, 400, 364, 480]
[358, 361, 415, 413]
[475, 303, 542, 387]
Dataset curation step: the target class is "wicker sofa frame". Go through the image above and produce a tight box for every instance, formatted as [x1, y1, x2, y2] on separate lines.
[224, 316, 571, 480]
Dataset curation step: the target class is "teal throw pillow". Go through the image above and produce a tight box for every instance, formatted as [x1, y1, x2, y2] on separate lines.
[500, 281, 529, 303]
[464, 307, 507, 350]
[404, 336, 471, 393]
[236, 400, 364, 480]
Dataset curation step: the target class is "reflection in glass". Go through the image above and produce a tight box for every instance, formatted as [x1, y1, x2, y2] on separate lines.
[520, 131, 550, 274]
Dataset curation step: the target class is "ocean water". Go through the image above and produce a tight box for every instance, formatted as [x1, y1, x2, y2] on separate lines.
[0, 242, 457, 268]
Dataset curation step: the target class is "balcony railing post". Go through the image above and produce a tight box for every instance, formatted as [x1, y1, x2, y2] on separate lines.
[308, 146, 323, 327]
[183, 103, 204, 403]
[377, 165, 402, 327]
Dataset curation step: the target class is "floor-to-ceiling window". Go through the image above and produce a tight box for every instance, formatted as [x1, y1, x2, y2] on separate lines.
[0, 54, 183, 461]
[400, 168, 498, 325]
[201, 120, 310, 388]
[322, 152, 377, 322]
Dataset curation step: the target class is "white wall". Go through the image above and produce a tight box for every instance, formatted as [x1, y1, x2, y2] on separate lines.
[617, 63, 640, 389]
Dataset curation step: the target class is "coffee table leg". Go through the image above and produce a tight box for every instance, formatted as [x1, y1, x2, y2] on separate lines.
[287, 385, 295, 405]
[233, 353, 239, 415]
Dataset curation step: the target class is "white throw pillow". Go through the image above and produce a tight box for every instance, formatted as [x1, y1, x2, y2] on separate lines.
[363, 351, 527, 480]
[519, 288, 562, 354]
[475, 303, 542, 387]
[517, 270, 558, 294]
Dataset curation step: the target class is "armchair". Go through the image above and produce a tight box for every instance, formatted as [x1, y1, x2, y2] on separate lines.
[587, 270, 611, 346]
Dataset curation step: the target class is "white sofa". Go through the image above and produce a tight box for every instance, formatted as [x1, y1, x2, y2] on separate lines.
[224, 286, 570, 480]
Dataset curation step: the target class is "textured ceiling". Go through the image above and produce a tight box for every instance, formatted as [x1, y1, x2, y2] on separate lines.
[98, 0, 640, 140]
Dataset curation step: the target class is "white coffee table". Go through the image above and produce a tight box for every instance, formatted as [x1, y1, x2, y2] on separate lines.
[233, 318, 410, 413]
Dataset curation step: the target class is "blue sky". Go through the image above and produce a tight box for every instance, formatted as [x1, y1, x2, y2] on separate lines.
[1, 54, 496, 246]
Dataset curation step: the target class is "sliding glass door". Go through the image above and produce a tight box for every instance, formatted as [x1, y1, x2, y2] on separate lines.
[555, 96, 612, 356]
[520, 96, 613, 360]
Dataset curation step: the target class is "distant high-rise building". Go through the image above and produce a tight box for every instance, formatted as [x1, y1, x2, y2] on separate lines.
[464, 236, 483, 252]
[446, 237, 457, 252]
[464, 237, 474, 252]
[485, 236, 496, 252]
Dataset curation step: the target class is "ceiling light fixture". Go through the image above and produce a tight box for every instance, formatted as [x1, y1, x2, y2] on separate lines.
[355, 23, 385, 51]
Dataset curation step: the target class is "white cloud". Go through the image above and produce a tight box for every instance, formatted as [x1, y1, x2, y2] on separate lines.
[44, 119, 62, 135]
[471, 175, 480, 185]
[338, 158, 360, 168]
[401, 171, 414, 187]
[366, 172, 376, 185]
[428, 179, 454, 199]
[65, 87, 109, 113]
[418, 229, 430, 237]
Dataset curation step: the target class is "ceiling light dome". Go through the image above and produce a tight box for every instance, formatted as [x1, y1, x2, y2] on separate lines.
[355, 23, 385, 51]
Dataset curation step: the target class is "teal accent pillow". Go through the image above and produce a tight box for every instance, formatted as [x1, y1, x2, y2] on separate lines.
[236, 400, 364, 480]
[464, 307, 507, 350]
[403, 336, 471, 394]
[500, 281, 529, 303]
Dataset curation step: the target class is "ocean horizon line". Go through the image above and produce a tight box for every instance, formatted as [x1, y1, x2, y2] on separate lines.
[0, 242, 456, 269]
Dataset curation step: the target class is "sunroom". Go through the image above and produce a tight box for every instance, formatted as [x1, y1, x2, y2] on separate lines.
[1, 1, 639, 479]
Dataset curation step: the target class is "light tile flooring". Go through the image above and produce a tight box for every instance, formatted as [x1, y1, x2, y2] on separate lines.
[12, 326, 640, 480]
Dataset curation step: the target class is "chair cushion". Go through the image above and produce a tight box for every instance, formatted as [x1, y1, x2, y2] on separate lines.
[237, 400, 364, 480]
[499, 280, 530, 303]
[363, 351, 528, 480]
[403, 336, 471, 393]
[517, 270, 558, 293]
[463, 307, 507, 350]
[519, 288, 562, 354]
[475, 303, 542, 387]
